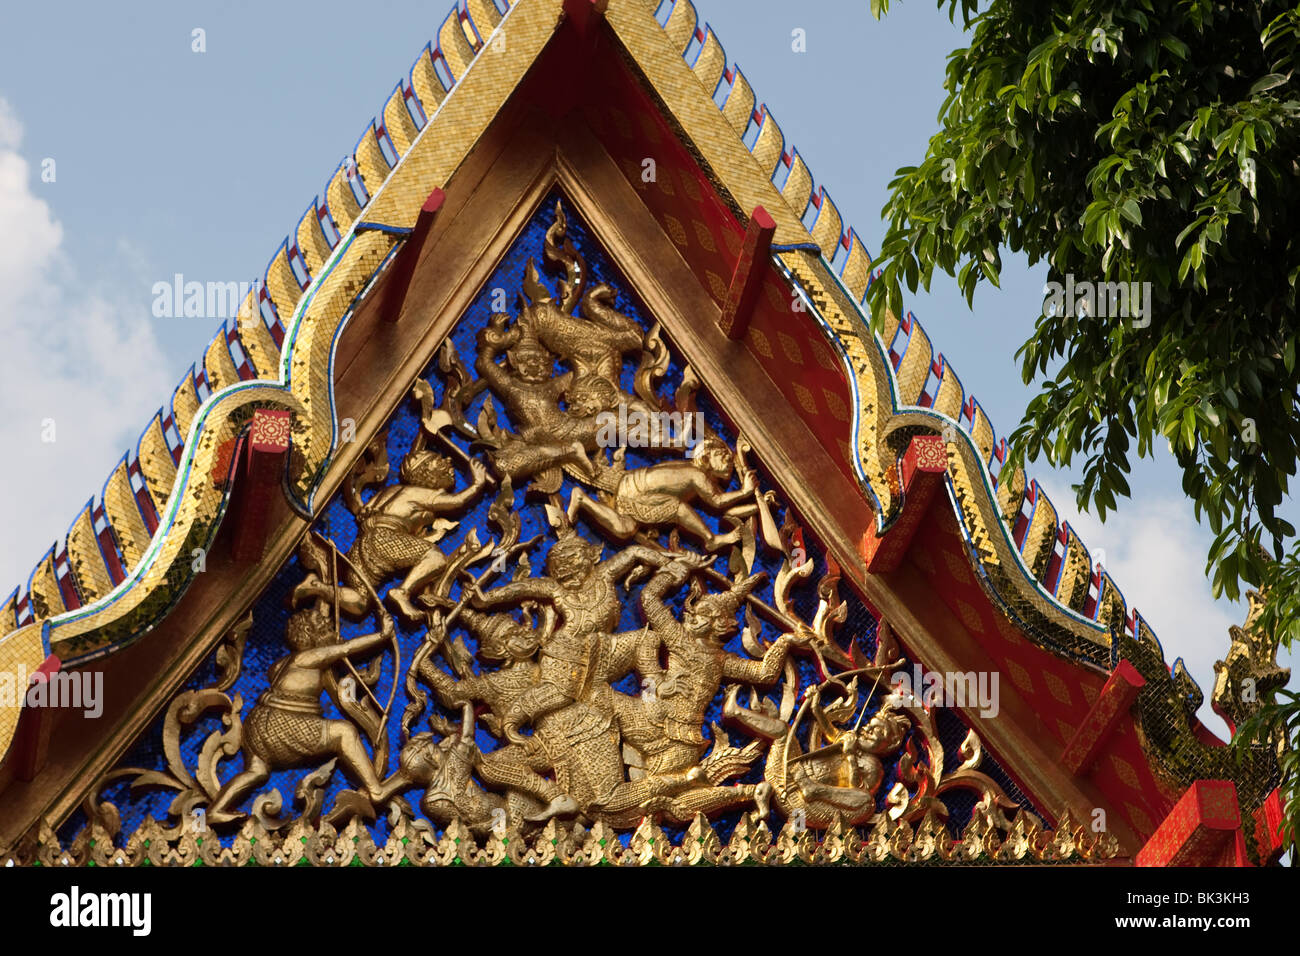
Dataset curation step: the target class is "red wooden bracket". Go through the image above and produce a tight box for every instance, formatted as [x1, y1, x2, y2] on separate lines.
[719, 206, 776, 341]
[860, 435, 947, 573]
[1136, 779, 1247, 867]
[381, 188, 445, 323]
[11, 654, 61, 782]
[1061, 659, 1146, 775]
[1253, 787, 1287, 865]
[229, 410, 292, 562]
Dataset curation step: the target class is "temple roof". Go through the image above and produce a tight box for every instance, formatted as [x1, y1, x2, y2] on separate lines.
[1, 0, 1195, 692]
[0, 0, 1280, 859]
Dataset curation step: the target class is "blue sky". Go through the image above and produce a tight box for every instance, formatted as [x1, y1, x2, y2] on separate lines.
[0, 0, 1289, 731]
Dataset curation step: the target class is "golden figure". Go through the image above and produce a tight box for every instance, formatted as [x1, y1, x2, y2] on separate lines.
[316, 386, 493, 621]
[566, 437, 759, 551]
[412, 606, 578, 821]
[598, 556, 810, 820]
[473, 204, 672, 493]
[411, 604, 702, 825]
[207, 605, 397, 824]
[631, 557, 804, 770]
[468, 532, 670, 742]
[113, 203, 1026, 844]
[474, 316, 593, 490]
[396, 714, 531, 833]
[528, 202, 645, 393]
[727, 680, 909, 827]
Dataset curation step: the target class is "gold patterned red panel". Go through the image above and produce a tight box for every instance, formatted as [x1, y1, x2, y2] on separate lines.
[1060, 660, 1145, 774]
[1135, 779, 1241, 866]
[249, 409, 292, 454]
[584, 58, 860, 484]
[910, 502, 1182, 839]
[1253, 789, 1286, 862]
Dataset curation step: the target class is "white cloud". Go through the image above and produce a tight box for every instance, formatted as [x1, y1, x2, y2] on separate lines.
[0, 98, 172, 608]
[1036, 478, 1253, 738]
[0, 102, 60, 300]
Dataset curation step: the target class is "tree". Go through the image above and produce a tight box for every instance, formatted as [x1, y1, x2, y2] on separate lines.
[866, 0, 1300, 853]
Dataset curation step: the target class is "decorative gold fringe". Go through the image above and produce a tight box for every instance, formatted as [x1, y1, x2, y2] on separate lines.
[1, 807, 1121, 867]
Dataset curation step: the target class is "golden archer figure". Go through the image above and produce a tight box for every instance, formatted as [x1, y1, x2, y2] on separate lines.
[299, 387, 494, 622]
[207, 605, 397, 825]
[726, 680, 910, 827]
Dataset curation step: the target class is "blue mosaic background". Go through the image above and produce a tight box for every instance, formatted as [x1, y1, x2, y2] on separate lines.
[72, 193, 1042, 847]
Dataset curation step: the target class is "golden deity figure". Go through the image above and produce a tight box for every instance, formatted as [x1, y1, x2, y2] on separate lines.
[410, 606, 578, 822]
[627, 557, 808, 768]
[397, 714, 523, 833]
[207, 603, 398, 825]
[468, 532, 671, 742]
[726, 679, 911, 827]
[567, 436, 759, 551]
[313, 382, 494, 622]
[523, 204, 646, 405]
[473, 203, 673, 494]
[474, 315, 593, 490]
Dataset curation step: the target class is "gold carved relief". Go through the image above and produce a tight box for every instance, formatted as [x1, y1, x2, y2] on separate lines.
[16, 205, 1118, 865]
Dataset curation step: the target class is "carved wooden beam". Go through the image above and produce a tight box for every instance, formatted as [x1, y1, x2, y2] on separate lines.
[381, 188, 446, 323]
[860, 435, 946, 573]
[1136, 779, 1249, 866]
[229, 410, 292, 563]
[719, 205, 776, 341]
[10, 654, 61, 782]
[1061, 659, 1146, 775]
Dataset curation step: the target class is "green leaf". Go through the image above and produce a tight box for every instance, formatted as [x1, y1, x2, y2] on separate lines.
[1175, 216, 1208, 249]
[1161, 36, 1190, 60]
[1242, 364, 1263, 398]
[1250, 73, 1290, 94]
